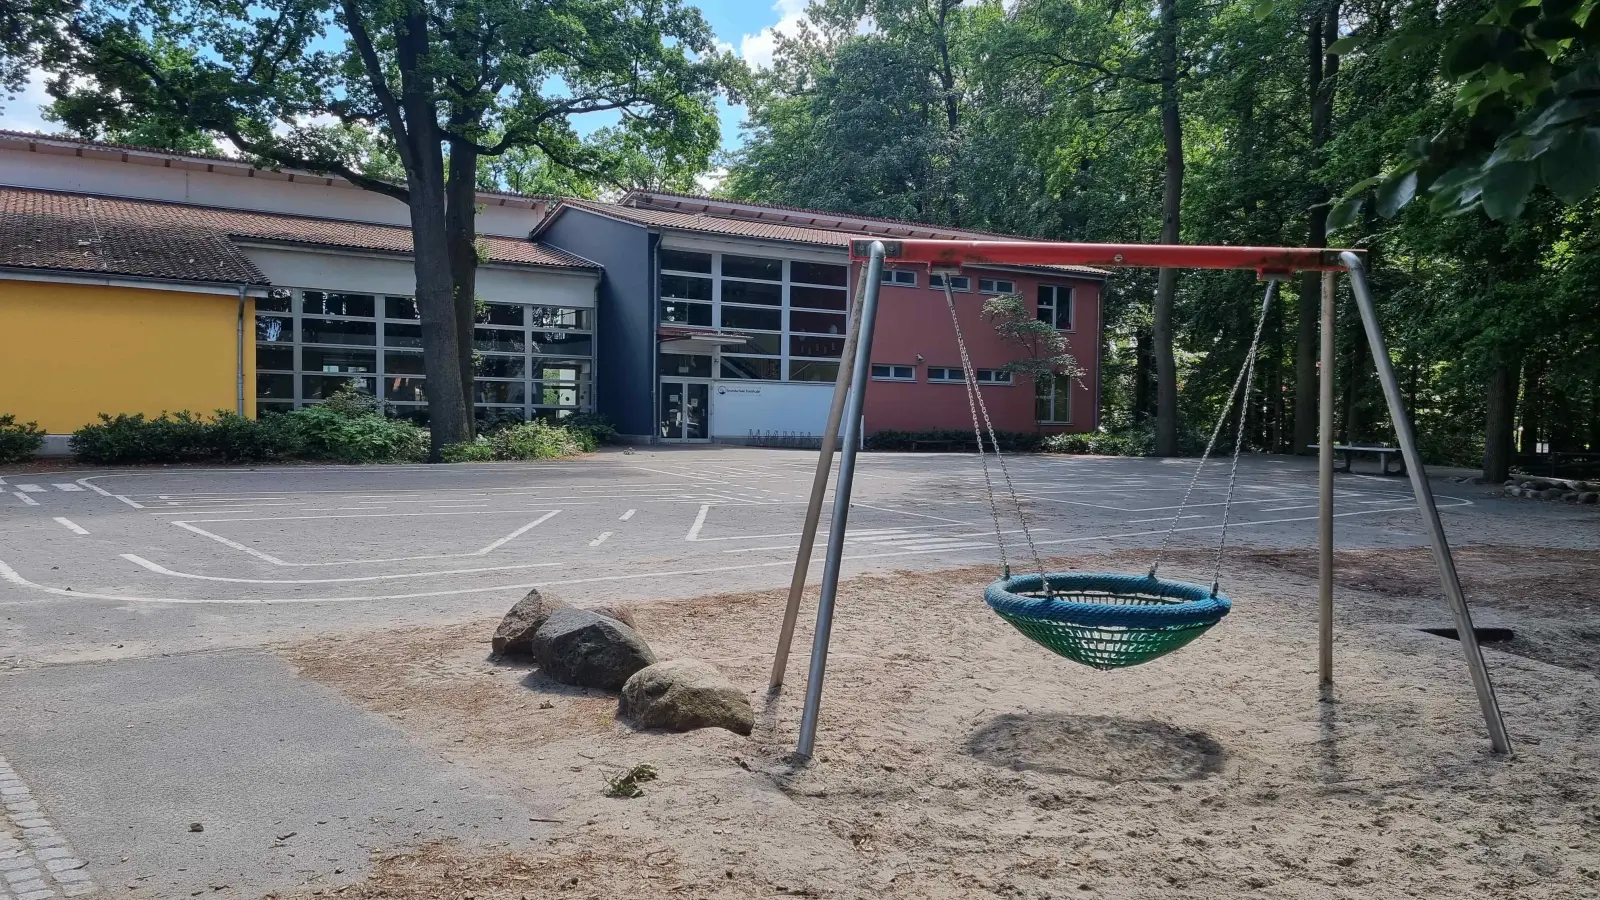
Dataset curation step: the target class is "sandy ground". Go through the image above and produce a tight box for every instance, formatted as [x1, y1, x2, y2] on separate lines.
[279, 548, 1599, 900]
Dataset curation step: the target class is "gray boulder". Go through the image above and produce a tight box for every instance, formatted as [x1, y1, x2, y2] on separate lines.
[589, 603, 640, 632]
[1579, 492, 1599, 505]
[619, 658, 754, 736]
[491, 589, 572, 658]
[531, 608, 656, 691]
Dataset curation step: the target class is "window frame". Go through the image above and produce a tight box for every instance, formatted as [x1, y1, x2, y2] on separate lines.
[870, 364, 917, 382]
[926, 366, 967, 384]
[979, 277, 1016, 294]
[1036, 372, 1072, 424]
[880, 268, 918, 287]
[1037, 284, 1075, 331]
[929, 273, 971, 292]
[975, 369, 1014, 385]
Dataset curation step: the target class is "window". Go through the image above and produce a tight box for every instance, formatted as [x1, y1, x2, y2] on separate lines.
[791, 310, 846, 335]
[1037, 285, 1074, 329]
[871, 364, 916, 381]
[975, 369, 1013, 384]
[721, 305, 781, 332]
[927, 367, 966, 383]
[881, 268, 917, 287]
[979, 278, 1016, 294]
[722, 254, 783, 281]
[789, 361, 840, 382]
[791, 261, 847, 286]
[660, 248, 712, 273]
[929, 273, 971, 291]
[791, 335, 845, 358]
[791, 285, 848, 310]
[1037, 373, 1072, 423]
[720, 356, 782, 380]
[661, 300, 712, 327]
[659, 354, 713, 378]
[722, 280, 783, 307]
[661, 273, 713, 302]
[254, 287, 592, 421]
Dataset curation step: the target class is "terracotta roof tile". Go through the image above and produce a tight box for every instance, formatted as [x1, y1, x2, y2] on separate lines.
[0, 187, 596, 284]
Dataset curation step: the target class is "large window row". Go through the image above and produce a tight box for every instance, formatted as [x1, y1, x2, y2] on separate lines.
[658, 248, 849, 382]
[254, 288, 593, 423]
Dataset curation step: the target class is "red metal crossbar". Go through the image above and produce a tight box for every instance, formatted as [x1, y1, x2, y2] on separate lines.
[850, 239, 1361, 274]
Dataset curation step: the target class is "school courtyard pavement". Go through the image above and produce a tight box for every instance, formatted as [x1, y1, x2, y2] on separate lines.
[2, 447, 1595, 898]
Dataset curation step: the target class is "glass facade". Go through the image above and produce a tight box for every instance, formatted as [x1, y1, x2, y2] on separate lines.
[255, 288, 594, 423]
[657, 249, 849, 383]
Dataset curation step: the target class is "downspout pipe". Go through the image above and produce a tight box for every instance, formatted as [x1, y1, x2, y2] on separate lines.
[236, 285, 247, 416]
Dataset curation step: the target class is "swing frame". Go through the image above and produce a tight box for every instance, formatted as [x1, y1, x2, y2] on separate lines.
[769, 238, 1513, 760]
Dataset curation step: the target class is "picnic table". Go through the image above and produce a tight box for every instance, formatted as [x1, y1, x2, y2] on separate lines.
[1309, 443, 1406, 476]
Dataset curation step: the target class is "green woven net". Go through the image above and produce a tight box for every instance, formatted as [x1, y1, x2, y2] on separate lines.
[992, 611, 1218, 670]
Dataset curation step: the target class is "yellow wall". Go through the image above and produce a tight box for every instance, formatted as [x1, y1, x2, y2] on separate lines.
[0, 280, 253, 433]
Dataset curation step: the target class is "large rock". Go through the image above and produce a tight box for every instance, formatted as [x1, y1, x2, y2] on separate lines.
[531, 608, 656, 691]
[588, 603, 639, 632]
[491, 589, 572, 658]
[619, 659, 754, 736]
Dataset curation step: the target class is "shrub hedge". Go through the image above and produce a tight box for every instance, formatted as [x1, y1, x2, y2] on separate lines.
[442, 418, 601, 462]
[0, 415, 46, 463]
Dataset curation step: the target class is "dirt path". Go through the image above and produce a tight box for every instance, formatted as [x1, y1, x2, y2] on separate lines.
[280, 549, 1600, 899]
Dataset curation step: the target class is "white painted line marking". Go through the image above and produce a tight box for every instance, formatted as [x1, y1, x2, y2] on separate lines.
[686, 504, 711, 541]
[169, 509, 561, 566]
[17, 484, 44, 493]
[1127, 514, 1206, 524]
[121, 554, 563, 584]
[1261, 504, 1318, 512]
[51, 483, 85, 492]
[52, 517, 89, 535]
[620, 508, 637, 521]
[13, 492, 38, 507]
[589, 532, 613, 547]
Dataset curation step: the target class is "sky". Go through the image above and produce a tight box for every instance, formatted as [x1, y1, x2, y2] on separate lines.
[0, 0, 809, 152]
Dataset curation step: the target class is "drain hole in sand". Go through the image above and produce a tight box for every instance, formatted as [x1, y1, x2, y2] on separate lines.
[964, 713, 1225, 783]
[1417, 626, 1515, 643]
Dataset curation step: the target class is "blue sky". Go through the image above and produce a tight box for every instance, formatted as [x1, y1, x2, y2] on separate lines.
[0, 1, 803, 152]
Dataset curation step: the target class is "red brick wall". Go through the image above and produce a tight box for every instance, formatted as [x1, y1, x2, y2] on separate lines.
[856, 263, 1102, 435]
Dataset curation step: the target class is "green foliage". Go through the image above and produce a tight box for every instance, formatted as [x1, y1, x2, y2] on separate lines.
[603, 763, 659, 799]
[0, 414, 46, 463]
[70, 408, 427, 465]
[560, 412, 619, 445]
[982, 293, 1085, 379]
[319, 380, 386, 418]
[864, 429, 1044, 452]
[441, 438, 497, 463]
[487, 420, 597, 460]
[1331, 0, 1600, 223]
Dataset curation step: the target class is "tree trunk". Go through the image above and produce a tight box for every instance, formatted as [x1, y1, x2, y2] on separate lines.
[1293, 1, 1340, 455]
[1152, 0, 1183, 457]
[446, 139, 480, 438]
[1133, 324, 1154, 423]
[1481, 349, 1519, 482]
[1342, 311, 1364, 442]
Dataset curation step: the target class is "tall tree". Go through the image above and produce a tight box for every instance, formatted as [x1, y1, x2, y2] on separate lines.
[41, 0, 736, 457]
[1293, 0, 1341, 456]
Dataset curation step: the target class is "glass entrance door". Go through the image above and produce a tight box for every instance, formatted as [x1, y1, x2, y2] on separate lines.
[659, 380, 710, 441]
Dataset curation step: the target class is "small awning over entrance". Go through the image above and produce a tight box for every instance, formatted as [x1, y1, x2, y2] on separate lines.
[658, 325, 751, 354]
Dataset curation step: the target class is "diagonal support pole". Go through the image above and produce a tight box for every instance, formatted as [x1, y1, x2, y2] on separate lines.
[795, 242, 887, 759]
[1341, 252, 1512, 756]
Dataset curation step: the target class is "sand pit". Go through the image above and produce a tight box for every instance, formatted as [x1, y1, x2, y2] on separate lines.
[280, 549, 1599, 899]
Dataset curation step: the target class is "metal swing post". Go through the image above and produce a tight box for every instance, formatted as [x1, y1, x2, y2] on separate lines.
[1340, 252, 1513, 756]
[794, 241, 887, 759]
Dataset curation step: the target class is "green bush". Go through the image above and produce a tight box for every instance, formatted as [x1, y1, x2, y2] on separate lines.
[287, 405, 428, 463]
[561, 412, 619, 445]
[0, 415, 45, 463]
[71, 407, 428, 465]
[488, 420, 596, 460]
[441, 438, 497, 462]
[865, 429, 1044, 452]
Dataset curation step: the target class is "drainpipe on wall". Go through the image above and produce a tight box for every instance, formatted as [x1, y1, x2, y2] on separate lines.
[236, 285, 247, 416]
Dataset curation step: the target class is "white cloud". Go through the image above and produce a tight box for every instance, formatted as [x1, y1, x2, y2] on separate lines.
[696, 167, 728, 194]
[739, 0, 810, 71]
[0, 68, 57, 134]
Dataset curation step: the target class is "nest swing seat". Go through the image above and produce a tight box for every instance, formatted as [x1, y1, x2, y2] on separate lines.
[983, 572, 1231, 670]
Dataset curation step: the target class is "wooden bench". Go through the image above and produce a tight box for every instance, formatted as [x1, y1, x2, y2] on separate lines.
[1309, 444, 1406, 476]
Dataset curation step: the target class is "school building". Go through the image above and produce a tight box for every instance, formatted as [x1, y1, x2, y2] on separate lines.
[0, 130, 1105, 451]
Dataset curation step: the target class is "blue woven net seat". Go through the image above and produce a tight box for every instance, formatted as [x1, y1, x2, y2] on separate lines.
[984, 573, 1232, 669]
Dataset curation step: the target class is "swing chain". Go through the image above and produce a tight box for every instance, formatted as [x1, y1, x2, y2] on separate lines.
[938, 277, 1048, 588]
[1150, 278, 1279, 594]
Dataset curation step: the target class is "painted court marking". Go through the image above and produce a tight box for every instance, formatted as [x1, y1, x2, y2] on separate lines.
[16, 485, 44, 493]
[170, 509, 562, 566]
[12, 492, 38, 507]
[52, 517, 89, 535]
[589, 532, 613, 547]
[51, 483, 85, 492]
[620, 509, 637, 521]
